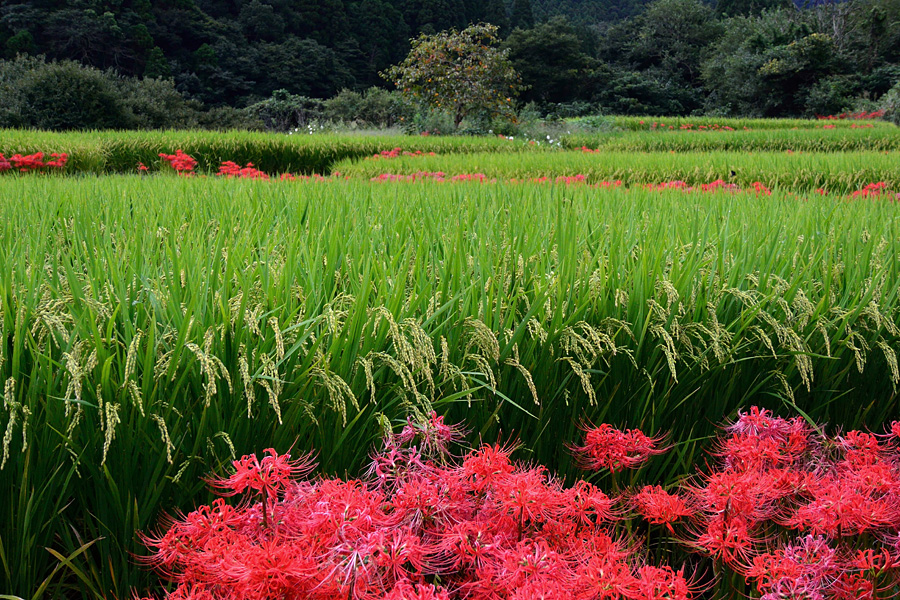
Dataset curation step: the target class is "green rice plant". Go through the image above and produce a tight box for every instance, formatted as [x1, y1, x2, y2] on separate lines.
[575, 115, 897, 131]
[0, 175, 898, 599]
[565, 127, 900, 153]
[337, 149, 900, 193]
[0, 129, 541, 175]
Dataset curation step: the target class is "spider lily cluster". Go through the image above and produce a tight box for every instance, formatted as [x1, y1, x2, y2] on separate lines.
[0, 151, 67, 172]
[140, 408, 900, 600]
[140, 413, 688, 600]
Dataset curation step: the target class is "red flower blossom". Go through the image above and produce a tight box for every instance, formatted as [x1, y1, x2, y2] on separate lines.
[631, 485, 693, 532]
[211, 448, 314, 498]
[572, 423, 668, 472]
[159, 150, 198, 174]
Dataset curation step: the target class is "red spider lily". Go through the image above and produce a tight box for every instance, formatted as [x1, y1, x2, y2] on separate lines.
[700, 179, 740, 192]
[372, 171, 448, 182]
[280, 172, 330, 181]
[817, 110, 885, 120]
[886, 421, 900, 445]
[211, 448, 315, 498]
[786, 473, 900, 536]
[159, 150, 198, 174]
[693, 514, 759, 566]
[494, 467, 563, 532]
[833, 573, 877, 600]
[838, 430, 884, 466]
[646, 180, 692, 191]
[554, 479, 616, 528]
[851, 182, 898, 200]
[852, 548, 896, 573]
[690, 469, 786, 524]
[370, 148, 437, 160]
[141, 406, 900, 600]
[571, 423, 668, 472]
[397, 411, 464, 457]
[142, 420, 694, 600]
[459, 442, 518, 493]
[632, 565, 692, 600]
[0, 151, 67, 173]
[744, 535, 841, 599]
[631, 486, 693, 532]
[384, 580, 450, 600]
[217, 161, 270, 180]
[751, 182, 772, 195]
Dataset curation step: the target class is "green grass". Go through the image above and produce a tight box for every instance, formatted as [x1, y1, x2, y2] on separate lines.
[337, 149, 900, 193]
[1, 174, 899, 599]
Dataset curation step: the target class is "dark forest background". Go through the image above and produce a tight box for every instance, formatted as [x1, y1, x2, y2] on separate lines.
[1, 0, 899, 129]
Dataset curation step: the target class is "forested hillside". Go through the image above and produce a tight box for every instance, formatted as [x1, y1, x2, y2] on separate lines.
[1, 0, 899, 122]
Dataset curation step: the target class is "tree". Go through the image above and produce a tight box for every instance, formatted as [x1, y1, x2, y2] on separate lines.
[510, 0, 535, 30]
[382, 23, 522, 128]
[716, 0, 793, 17]
[503, 16, 596, 103]
[593, 0, 722, 114]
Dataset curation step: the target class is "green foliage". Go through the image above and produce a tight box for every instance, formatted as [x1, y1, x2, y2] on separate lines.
[143, 47, 171, 79]
[2, 0, 900, 120]
[880, 80, 900, 124]
[0, 55, 239, 130]
[717, 0, 793, 17]
[114, 77, 203, 130]
[322, 87, 413, 127]
[5, 30, 33, 55]
[17, 59, 129, 130]
[504, 17, 598, 104]
[701, 12, 838, 116]
[510, 0, 536, 30]
[597, 0, 722, 115]
[383, 23, 523, 128]
[244, 89, 325, 132]
[805, 75, 858, 116]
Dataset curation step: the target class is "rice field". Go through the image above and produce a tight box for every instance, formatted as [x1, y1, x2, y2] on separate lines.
[0, 122, 899, 599]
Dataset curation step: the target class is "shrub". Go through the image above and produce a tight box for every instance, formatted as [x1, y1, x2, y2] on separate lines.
[322, 87, 413, 128]
[115, 76, 202, 130]
[880, 81, 900, 126]
[245, 89, 325, 132]
[18, 59, 130, 130]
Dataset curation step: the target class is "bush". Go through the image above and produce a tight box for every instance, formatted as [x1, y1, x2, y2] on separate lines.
[805, 75, 857, 118]
[245, 89, 325, 132]
[17, 59, 129, 130]
[880, 81, 900, 126]
[114, 76, 202, 129]
[0, 55, 244, 130]
[322, 87, 413, 128]
[405, 108, 456, 135]
[201, 106, 265, 131]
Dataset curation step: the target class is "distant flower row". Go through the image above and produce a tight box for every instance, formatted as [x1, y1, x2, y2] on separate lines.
[817, 110, 885, 120]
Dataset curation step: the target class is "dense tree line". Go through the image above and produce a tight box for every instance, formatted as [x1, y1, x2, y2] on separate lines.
[0, 0, 898, 127]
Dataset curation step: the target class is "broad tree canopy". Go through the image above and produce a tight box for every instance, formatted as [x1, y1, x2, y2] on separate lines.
[383, 23, 523, 128]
